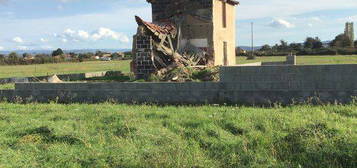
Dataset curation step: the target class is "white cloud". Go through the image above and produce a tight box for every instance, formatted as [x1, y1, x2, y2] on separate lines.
[55, 27, 129, 43]
[0, 46, 4, 50]
[238, 0, 357, 20]
[40, 38, 48, 42]
[12, 37, 24, 43]
[64, 28, 76, 36]
[0, 3, 148, 49]
[269, 19, 295, 28]
[78, 30, 90, 39]
[91, 27, 129, 42]
[61, 38, 68, 43]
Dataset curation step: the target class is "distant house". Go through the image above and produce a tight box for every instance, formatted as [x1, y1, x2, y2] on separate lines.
[23, 55, 35, 61]
[100, 57, 111, 61]
[63, 54, 73, 61]
[111, 52, 125, 60]
[100, 54, 112, 61]
[236, 47, 246, 55]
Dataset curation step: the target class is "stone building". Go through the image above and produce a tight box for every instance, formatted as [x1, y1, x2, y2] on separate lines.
[132, 0, 239, 78]
[344, 22, 354, 47]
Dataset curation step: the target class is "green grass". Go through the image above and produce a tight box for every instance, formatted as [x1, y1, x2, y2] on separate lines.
[237, 55, 357, 65]
[0, 103, 355, 167]
[0, 83, 15, 90]
[0, 60, 131, 79]
[1, 56, 357, 79]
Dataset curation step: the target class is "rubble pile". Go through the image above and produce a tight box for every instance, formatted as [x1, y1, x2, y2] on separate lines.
[132, 16, 206, 79]
[150, 66, 219, 82]
[131, 0, 239, 79]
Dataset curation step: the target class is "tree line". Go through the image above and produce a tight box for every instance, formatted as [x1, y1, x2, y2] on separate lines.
[237, 33, 357, 57]
[0, 48, 132, 66]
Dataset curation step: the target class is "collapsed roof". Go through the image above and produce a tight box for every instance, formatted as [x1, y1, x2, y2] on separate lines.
[135, 16, 177, 38]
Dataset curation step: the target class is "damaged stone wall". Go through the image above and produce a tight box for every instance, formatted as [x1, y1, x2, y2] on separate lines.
[132, 35, 156, 78]
[132, 0, 238, 78]
[149, 0, 214, 59]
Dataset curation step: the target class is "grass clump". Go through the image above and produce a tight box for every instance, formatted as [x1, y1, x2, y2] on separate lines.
[0, 103, 355, 167]
[0, 83, 15, 90]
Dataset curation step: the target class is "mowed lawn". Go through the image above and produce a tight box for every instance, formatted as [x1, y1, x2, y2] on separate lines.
[0, 103, 355, 167]
[0, 60, 131, 79]
[237, 55, 357, 65]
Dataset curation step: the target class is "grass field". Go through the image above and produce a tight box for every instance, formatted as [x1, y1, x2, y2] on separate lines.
[0, 55, 356, 79]
[0, 103, 355, 167]
[1, 55, 357, 89]
[0, 60, 131, 79]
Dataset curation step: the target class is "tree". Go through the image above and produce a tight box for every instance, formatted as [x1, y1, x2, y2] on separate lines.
[8, 52, 19, 64]
[78, 52, 94, 61]
[330, 34, 352, 48]
[52, 48, 64, 57]
[277, 40, 289, 51]
[304, 37, 315, 49]
[95, 50, 104, 57]
[22, 53, 32, 58]
[312, 37, 323, 49]
[304, 37, 323, 49]
[235, 47, 246, 56]
[68, 52, 78, 59]
[289, 43, 303, 51]
[8, 52, 18, 59]
[259, 44, 271, 51]
[0, 54, 5, 64]
[111, 52, 121, 60]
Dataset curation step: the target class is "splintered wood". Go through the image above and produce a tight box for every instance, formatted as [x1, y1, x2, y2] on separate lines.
[132, 16, 205, 79]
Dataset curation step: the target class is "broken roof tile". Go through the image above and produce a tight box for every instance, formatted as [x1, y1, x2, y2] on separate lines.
[135, 16, 177, 36]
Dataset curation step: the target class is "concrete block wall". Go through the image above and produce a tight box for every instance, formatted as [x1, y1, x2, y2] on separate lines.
[286, 55, 297, 65]
[0, 64, 356, 105]
[0, 90, 15, 101]
[12, 82, 223, 104]
[0, 71, 116, 84]
[220, 64, 357, 91]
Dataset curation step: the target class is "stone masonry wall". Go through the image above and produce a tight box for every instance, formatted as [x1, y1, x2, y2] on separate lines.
[133, 35, 156, 78]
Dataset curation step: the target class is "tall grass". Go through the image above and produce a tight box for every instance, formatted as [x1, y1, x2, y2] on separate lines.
[0, 103, 355, 167]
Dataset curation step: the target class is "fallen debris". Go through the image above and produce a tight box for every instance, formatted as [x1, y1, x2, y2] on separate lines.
[47, 75, 63, 83]
[132, 16, 206, 79]
[149, 66, 219, 82]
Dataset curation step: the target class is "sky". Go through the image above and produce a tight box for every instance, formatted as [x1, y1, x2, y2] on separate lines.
[0, 0, 356, 51]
